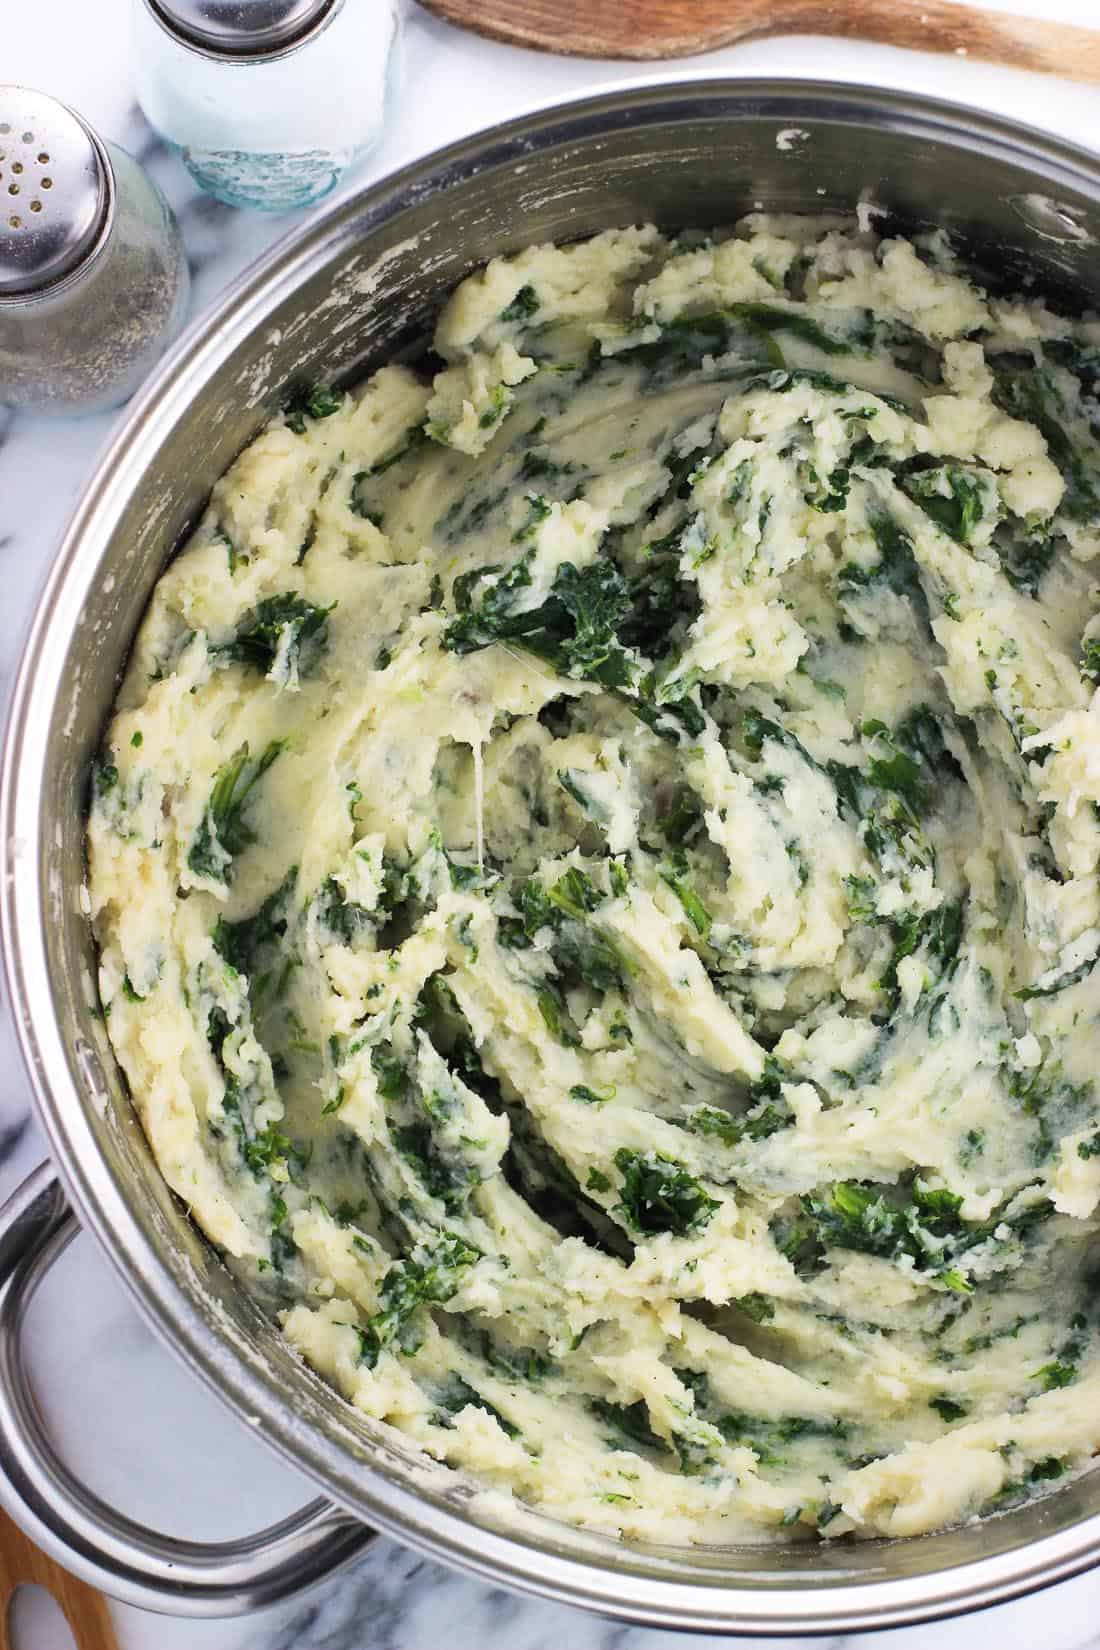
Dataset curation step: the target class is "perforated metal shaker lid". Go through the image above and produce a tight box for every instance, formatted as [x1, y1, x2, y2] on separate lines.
[145, 0, 336, 55]
[0, 87, 110, 299]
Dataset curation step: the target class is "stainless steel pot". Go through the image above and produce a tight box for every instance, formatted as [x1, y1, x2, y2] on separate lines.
[2, 79, 1100, 1631]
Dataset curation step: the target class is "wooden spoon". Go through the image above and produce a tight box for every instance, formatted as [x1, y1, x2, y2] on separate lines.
[415, 0, 1100, 80]
[0, 1508, 118, 1650]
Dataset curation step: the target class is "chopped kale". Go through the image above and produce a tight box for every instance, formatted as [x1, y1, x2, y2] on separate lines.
[731, 302, 856, 358]
[446, 554, 536, 654]
[681, 1105, 744, 1147]
[844, 873, 877, 924]
[445, 553, 704, 739]
[213, 867, 297, 977]
[217, 525, 244, 574]
[632, 672, 706, 743]
[188, 741, 285, 883]
[748, 366, 859, 398]
[357, 1231, 480, 1368]
[349, 470, 385, 525]
[316, 876, 374, 945]
[620, 558, 695, 656]
[863, 721, 926, 810]
[391, 1114, 481, 1214]
[682, 1091, 791, 1150]
[1014, 954, 1096, 1001]
[477, 384, 509, 430]
[590, 1397, 667, 1455]
[839, 512, 925, 610]
[560, 759, 610, 825]
[1005, 1058, 1093, 1164]
[501, 284, 540, 322]
[998, 523, 1058, 597]
[1034, 1360, 1077, 1391]
[242, 1122, 307, 1179]
[536, 982, 580, 1047]
[94, 760, 119, 796]
[546, 865, 603, 922]
[894, 705, 965, 789]
[519, 868, 628, 995]
[285, 383, 342, 433]
[620, 310, 743, 383]
[929, 1396, 969, 1423]
[992, 359, 1099, 525]
[551, 562, 636, 687]
[512, 493, 553, 543]
[435, 1375, 519, 1438]
[372, 1046, 410, 1101]
[522, 868, 600, 933]
[517, 446, 570, 484]
[776, 1174, 1053, 1287]
[736, 1292, 776, 1323]
[804, 464, 851, 514]
[613, 1148, 719, 1237]
[741, 707, 786, 762]
[659, 858, 712, 939]
[269, 1191, 297, 1269]
[900, 465, 985, 544]
[716, 1409, 848, 1466]
[654, 784, 705, 848]
[215, 593, 333, 681]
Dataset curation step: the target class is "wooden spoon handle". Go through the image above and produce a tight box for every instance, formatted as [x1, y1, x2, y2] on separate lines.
[0, 1507, 118, 1650]
[416, 0, 1100, 81]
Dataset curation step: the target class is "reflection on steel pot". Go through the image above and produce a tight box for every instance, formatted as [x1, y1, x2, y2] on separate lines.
[2, 81, 1100, 1630]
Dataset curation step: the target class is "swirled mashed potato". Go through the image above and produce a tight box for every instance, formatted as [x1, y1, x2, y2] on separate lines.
[89, 218, 1100, 1544]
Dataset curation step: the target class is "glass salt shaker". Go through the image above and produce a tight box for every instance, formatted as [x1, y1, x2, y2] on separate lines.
[133, 0, 401, 212]
[0, 87, 189, 416]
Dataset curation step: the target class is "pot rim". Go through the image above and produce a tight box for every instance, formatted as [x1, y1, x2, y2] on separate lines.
[5, 77, 1100, 1631]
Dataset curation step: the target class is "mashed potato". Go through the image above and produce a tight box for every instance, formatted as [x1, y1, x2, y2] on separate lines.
[88, 217, 1100, 1545]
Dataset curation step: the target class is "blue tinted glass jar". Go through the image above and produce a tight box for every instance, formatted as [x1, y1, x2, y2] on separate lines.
[133, 0, 400, 212]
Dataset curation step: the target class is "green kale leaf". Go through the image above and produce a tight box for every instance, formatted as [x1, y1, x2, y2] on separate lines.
[613, 1148, 719, 1237]
[215, 593, 333, 681]
[189, 741, 285, 883]
[357, 1231, 481, 1368]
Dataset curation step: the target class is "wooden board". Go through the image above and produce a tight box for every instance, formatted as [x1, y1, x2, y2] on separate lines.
[0, 1508, 118, 1650]
[415, 0, 1100, 81]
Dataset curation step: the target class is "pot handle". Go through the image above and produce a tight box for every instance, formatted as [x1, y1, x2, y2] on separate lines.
[0, 1162, 375, 1617]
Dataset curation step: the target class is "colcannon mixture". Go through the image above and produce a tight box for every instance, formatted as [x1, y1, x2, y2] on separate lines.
[89, 218, 1100, 1544]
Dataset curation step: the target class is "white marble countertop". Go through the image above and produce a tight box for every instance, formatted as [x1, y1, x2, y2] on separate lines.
[3, 2, 1100, 1646]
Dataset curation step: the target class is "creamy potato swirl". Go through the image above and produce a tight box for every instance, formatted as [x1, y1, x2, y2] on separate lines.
[90, 218, 1100, 1544]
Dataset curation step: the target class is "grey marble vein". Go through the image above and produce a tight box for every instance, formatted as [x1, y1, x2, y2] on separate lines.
[0, 1112, 30, 1167]
[245, 1552, 1100, 1650]
[247, 1535, 863, 1650]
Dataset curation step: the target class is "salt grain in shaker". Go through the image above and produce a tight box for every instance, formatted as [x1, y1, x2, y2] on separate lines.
[133, 0, 401, 212]
[0, 87, 189, 416]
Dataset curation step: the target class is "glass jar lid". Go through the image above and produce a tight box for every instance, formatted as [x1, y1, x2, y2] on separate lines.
[144, 0, 337, 56]
[0, 87, 110, 299]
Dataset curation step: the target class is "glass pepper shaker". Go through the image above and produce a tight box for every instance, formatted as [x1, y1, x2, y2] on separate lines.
[0, 87, 189, 416]
[133, 0, 401, 212]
